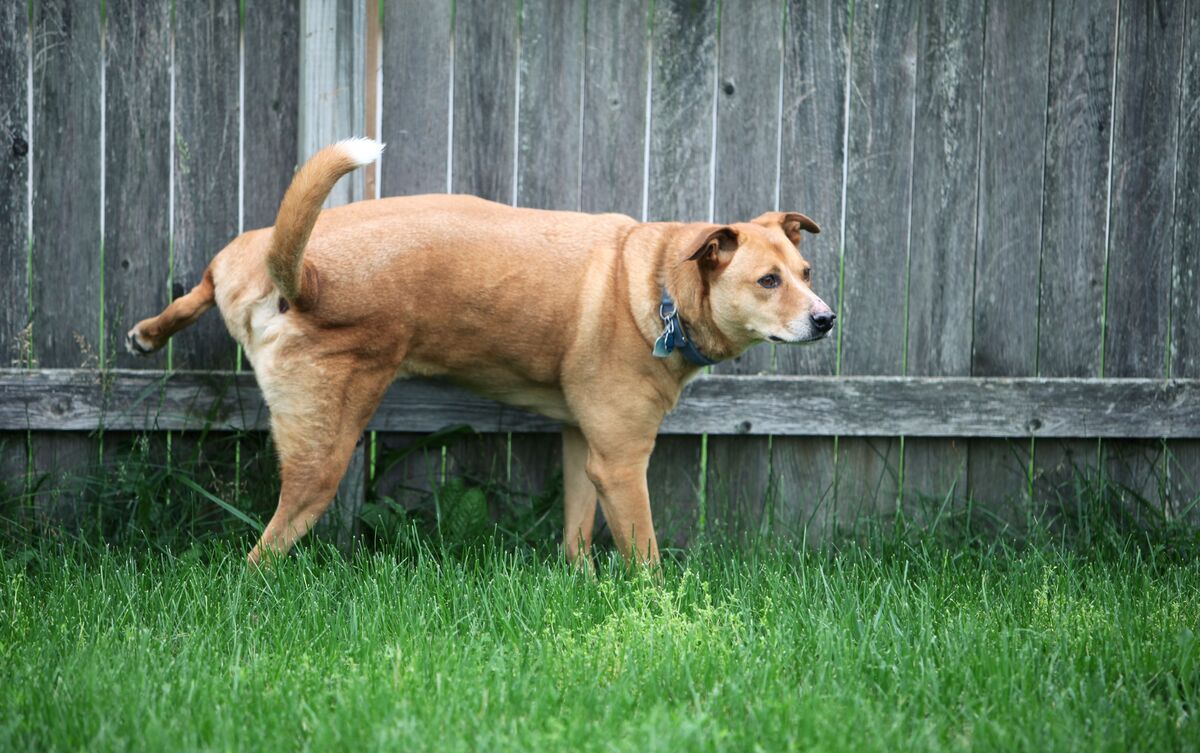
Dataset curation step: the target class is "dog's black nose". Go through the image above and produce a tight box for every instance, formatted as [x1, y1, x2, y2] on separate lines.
[811, 310, 836, 332]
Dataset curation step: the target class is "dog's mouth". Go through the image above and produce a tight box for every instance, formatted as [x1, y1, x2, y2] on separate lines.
[767, 332, 829, 345]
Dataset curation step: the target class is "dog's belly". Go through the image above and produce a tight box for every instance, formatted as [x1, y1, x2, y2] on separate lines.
[397, 357, 574, 423]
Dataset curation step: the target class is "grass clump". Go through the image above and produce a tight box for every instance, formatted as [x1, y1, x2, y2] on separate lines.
[1, 536, 1197, 752]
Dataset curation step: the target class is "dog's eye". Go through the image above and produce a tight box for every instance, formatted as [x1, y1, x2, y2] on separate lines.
[758, 274, 781, 289]
[802, 268, 812, 283]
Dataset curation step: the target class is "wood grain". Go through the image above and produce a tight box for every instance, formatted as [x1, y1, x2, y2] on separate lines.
[580, 0, 648, 218]
[381, 0, 452, 198]
[245, 0, 300, 230]
[299, 0, 365, 206]
[837, 0, 918, 526]
[646, 0, 718, 541]
[449, 0, 520, 504]
[706, 0, 782, 542]
[5, 370, 1198, 439]
[770, 0, 848, 541]
[30, 0, 104, 525]
[508, 0, 584, 511]
[968, 0, 1051, 521]
[376, 0, 454, 510]
[1102, 0, 1186, 520]
[1168, 0, 1200, 524]
[901, 0, 985, 521]
[100, 0, 173, 492]
[0, 2, 29, 499]
[173, 0, 240, 371]
[1032, 0, 1118, 516]
[241, 0, 302, 525]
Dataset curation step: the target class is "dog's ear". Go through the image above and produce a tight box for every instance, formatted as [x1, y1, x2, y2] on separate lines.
[753, 211, 821, 245]
[682, 225, 740, 271]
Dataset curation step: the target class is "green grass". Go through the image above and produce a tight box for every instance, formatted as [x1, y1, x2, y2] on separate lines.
[1, 535, 1197, 752]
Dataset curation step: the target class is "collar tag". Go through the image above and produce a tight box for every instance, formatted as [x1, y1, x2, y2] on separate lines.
[653, 288, 717, 366]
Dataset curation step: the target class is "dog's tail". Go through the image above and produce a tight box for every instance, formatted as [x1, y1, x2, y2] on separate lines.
[267, 138, 384, 307]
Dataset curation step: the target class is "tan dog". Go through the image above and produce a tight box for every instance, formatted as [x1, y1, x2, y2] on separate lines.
[128, 139, 834, 565]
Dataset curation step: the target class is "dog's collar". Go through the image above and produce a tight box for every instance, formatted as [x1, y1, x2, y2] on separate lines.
[652, 288, 717, 366]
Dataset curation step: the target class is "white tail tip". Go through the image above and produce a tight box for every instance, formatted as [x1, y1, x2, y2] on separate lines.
[336, 137, 385, 167]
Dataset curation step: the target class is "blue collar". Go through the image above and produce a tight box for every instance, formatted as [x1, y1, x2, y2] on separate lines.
[652, 288, 717, 366]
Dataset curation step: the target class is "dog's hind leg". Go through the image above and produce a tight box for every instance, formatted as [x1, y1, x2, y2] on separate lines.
[562, 426, 598, 566]
[126, 267, 216, 355]
[247, 361, 392, 564]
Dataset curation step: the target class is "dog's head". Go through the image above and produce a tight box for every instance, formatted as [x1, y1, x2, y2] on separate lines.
[674, 211, 834, 352]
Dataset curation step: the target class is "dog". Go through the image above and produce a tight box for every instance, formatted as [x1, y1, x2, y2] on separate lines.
[127, 139, 834, 565]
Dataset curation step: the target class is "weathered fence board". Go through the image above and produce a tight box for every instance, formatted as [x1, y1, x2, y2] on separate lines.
[509, 0, 585, 510]
[100, 0, 173, 483]
[30, 0, 104, 523]
[299, 0, 365, 207]
[104, 0, 171, 372]
[446, 0, 518, 495]
[837, 0, 918, 522]
[770, 0, 848, 538]
[901, 0, 984, 514]
[968, 0, 1052, 516]
[1102, 0, 1186, 516]
[6, 370, 1198, 440]
[707, 0, 782, 539]
[173, 0, 240, 371]
[1032, 0, 1117, 510]
[1169, 2, 1200, 520]
[245, 0, 301, 231]
[380, 0, 451, 198]
[580, 0, 648, 218]
[375, 0, 454, 509]
[0, 2, 29, 495]
[646, 0, 718, 538]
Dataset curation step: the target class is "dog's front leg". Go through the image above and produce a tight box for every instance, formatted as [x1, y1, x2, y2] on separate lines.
[576, 424, 659, 567]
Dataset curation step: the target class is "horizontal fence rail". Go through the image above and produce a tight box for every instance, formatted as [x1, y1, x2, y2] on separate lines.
[3, 369, 1199, 439]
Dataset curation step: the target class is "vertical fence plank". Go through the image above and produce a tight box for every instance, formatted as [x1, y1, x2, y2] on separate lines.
[706, 0, 781, 542]
[299, 0, 365, 206]
[101, 0, 172, 515]
[447, 0, 518, 499]
[245, 0, 300, 231]
[0, 2, 30, 501]
[968, 0, 1051, 526]
[374, 0, 454, 515]
[1168, 0, 1200, 523]
[771, 0, 848, 542]
[836, 0, 917, 527]
[173, 0, 240, 372]
[242, 0, 301, 519]
[1103, 0, 1186, 519]
[104, 0, 171, 372]
[170, 1, 244, 534]
[1032, 0, 1118, 517]
[299, 0, 367, 546]
[510, 0, 584, 517]
[902, 0, 984, 522]
[580, 0, 647, 218]
[646, 0, 717, 541]
[381, 0, 452, 198]
[30, 0, 103, 525]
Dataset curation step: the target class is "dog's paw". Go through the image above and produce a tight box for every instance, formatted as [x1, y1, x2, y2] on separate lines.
[125, 328, 154, 356]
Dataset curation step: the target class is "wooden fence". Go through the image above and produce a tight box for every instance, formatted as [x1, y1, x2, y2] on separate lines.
[1, 0, 1198, 542]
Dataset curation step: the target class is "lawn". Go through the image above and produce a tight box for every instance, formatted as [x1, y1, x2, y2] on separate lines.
[2, 532, 1197, 752]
